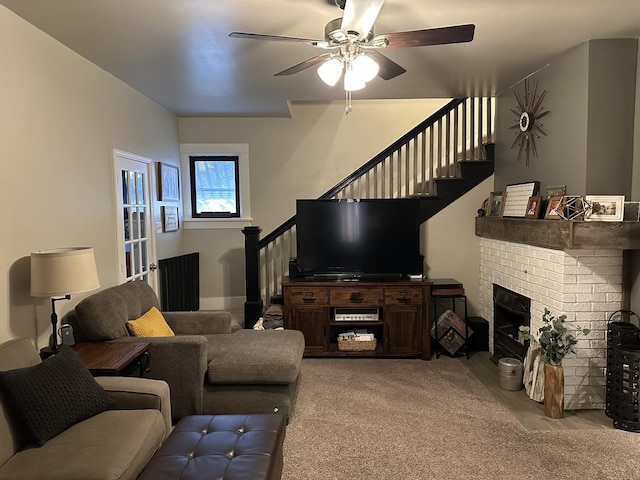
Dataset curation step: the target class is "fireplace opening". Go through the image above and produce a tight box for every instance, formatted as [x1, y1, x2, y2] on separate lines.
[491, 284, 530, 364]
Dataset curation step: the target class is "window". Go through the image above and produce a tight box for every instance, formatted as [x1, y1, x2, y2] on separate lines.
[189, 156, 240, 218]
[179, 143, 252, 229]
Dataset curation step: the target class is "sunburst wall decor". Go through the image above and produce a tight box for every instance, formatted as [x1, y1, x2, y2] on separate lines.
[509, 78, 549, 166]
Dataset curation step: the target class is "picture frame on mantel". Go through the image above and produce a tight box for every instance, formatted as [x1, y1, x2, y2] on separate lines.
[544, 195, 565, 219]
[546, 185, 566, 198]
[525, 196, 542, 219]
[585, 195, 625, 222]
[502, 181, 540, 217]
[487, 191, 504, 217]
[624, 202, 640, 221]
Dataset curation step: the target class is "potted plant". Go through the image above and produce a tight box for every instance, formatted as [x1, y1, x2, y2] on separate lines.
[519, 308, 590, 418]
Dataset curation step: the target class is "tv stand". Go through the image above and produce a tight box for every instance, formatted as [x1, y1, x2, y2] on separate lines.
[311, 272, 406, 282]
[311, 273, 362, 281]
[282, 277, 433, 360]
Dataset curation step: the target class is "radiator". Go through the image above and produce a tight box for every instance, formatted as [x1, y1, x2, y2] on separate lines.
[158, 252, 200, 311]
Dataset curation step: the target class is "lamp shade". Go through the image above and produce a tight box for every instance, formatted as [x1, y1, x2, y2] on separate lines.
[317, 58, 343, 87]
[30, 247, 100, 297]
[352, 54, 379, 83]
[343, 67, 366, 91]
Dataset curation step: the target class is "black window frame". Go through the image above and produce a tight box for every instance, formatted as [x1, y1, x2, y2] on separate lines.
[189, 155, 241, 218]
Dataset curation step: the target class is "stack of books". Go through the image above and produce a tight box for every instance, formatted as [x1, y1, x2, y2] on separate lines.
[338, 329, 375, 342]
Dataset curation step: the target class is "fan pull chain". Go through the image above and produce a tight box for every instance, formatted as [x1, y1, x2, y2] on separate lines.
[345, 90, 352, 115]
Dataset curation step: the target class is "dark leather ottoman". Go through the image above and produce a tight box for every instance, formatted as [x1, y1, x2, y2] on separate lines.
[138, 414, 285, 480]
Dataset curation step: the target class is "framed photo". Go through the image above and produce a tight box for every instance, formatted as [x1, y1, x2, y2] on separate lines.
[162, 206, 179, 232]
[487, 191, 504, 217]
[502, 181, 540, 217]
[546, 185, 566, 198]
[158, 162, 180, 201]
[585, 195, 625, 222]
[544, 195, 565, 219]
[525, 196, 542, 218]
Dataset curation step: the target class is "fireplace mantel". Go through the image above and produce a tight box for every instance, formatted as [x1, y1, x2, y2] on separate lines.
[476, 217, 640, 250]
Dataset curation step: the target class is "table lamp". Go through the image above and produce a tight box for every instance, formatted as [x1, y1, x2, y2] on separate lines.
[30, 247, 100, 354]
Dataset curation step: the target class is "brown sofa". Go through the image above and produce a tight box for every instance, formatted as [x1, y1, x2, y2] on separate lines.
[68, 281, 305, 422]
[0, 338, 171, 480]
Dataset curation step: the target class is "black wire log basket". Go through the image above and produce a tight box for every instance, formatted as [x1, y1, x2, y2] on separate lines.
[606, 310, 640, 431]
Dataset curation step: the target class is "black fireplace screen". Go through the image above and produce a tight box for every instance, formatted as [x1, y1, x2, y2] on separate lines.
[492, 284, 530, 362]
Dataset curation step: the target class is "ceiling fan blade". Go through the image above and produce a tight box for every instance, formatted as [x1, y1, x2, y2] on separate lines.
[274, 53, 332, 76]
[367, 50, 406, 80]
[229, 31, 324, 46]
[341, 0, 385, 38]
[376, 24, 475, 49]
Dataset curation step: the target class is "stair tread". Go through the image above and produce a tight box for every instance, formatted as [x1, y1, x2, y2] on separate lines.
[435, 177, 466, 182]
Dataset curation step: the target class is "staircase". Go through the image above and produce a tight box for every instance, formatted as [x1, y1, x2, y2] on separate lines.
[242, 97, 495, 327]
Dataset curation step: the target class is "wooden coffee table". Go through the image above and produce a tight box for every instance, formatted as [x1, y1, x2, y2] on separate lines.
[72, 341, 150, 376]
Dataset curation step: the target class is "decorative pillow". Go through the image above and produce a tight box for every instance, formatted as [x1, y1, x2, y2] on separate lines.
[127, 306, 175, 337]
[0, 347, 112, 446]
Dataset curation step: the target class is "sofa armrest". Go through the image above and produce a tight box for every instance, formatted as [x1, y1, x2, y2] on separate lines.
[163, 311, 232, 335]
[96, 376, 172, 438]
[115, 335, 207, 419]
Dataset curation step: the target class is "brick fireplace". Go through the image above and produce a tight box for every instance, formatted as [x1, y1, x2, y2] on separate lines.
[478, 237, 623, 409]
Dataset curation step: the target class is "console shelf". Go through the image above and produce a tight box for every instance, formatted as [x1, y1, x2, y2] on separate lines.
[282, 277, 433, 360]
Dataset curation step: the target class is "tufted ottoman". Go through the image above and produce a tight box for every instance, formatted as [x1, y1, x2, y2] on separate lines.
[137, 414, 285, 480]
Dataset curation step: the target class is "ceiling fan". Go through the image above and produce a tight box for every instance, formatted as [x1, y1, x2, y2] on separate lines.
[229, 0, 475, 91]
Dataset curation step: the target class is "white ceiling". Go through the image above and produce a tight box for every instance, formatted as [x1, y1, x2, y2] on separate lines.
[2, 0, 639, 117]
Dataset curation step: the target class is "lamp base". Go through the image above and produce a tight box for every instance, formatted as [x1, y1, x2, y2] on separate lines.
[39, 345, 60, 360]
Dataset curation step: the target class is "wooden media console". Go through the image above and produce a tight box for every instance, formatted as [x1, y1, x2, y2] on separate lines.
[282, 277, 433, 360]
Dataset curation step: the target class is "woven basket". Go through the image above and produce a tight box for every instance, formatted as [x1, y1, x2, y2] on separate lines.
[338, 338, 377, 352]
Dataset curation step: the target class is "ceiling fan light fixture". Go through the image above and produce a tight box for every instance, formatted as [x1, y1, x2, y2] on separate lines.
[317, 58, 343, 86]
[343, 66, 366, 91]
[352, 54, 379, 83]
[371, 36, 388, 48]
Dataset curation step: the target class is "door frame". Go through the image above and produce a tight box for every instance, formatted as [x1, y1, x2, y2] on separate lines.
[112, 149, 158, 292]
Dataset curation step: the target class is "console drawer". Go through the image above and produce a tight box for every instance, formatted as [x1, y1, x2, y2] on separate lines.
[330, 288, 384, 306]
[385, 288, 423, 305]
[288, 287, 329, 305]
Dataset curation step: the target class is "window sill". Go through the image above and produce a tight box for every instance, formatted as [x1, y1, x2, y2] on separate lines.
[183, 218, 253, 230]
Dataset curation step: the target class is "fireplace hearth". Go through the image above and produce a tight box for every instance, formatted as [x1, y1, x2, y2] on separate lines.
[479, 236, 623, 409]
[491, 284, 530, 364]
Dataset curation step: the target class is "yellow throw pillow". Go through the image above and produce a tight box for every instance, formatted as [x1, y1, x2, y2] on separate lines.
[127, 306, 175, 337]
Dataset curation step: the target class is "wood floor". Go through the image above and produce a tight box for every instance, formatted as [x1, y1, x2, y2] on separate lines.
[462, 351, 613, 431]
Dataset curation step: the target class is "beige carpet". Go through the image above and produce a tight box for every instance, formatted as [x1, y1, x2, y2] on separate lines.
[282, 357, 640, 480]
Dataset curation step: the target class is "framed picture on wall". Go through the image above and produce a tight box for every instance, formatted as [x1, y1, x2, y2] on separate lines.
[158, 162, 180, 201]
[162, 206, 179, 232]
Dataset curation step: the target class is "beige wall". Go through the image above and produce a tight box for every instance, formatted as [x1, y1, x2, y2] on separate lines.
[0, 7, 181, 347]
[423, 177, 493, 317]
[179, 100, 456, 307]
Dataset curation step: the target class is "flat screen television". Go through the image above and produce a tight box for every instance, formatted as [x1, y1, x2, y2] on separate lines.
[295, 198, 423, 280]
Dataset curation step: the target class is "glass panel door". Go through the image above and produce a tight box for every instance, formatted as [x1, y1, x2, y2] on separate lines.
[113, 150, 157, 290]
